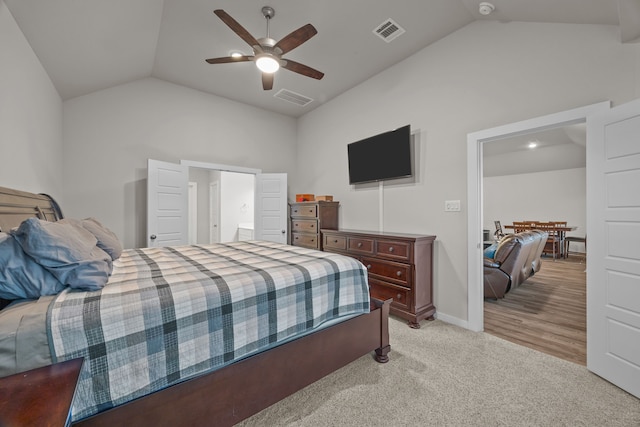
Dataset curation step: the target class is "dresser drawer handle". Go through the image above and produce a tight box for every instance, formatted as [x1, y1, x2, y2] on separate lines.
[396, 271, 402, 277]
[389, 247, 394, 252]
[357, 242, 362, 248]
[309, 209, 314, 213]
[310, 224, 314, 228]
[293, 209, 298, 214]
[366, 264, 372, 270]
[397, 293, 402, 300]
[333, 239, 339, 243]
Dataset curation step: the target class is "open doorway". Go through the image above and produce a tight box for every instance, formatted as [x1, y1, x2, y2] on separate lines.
[148, 159, 288, 247]
[188, 167, 255, 244]
[481, 125, 588, 364]
[466, 101, 610, 332]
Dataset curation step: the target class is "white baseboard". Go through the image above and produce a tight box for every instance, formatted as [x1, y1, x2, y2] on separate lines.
[434, 312, 478, 331]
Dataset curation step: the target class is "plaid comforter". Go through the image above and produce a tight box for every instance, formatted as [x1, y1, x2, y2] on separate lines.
[46, 241, 370, 421]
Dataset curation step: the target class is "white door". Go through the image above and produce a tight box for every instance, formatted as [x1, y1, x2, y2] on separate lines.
[587, 98, 640, 398]
[147, 159, 188, 247]
[254, 173, 288, 244]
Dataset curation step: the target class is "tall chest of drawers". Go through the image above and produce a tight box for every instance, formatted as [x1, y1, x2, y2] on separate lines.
[322, 229, 436, 328]
[289, 201, 339, 250]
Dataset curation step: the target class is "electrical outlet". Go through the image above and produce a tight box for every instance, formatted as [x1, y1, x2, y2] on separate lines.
[445, 200, 461, 212]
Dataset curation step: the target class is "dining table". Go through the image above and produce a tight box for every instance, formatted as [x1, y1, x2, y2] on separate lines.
[503, 223, 577, 258]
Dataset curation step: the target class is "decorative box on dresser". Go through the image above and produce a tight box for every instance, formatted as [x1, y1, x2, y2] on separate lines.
[322, 229, 436, 328]
[289, 201, 339, 250]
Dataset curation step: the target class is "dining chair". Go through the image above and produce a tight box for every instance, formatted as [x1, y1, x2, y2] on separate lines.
[494, 220, 505, 239]
[536, 222, 560, 260]
[512, 221, 531, 233]
[552, 221, 568, 257]
[565, 234, 587, 261]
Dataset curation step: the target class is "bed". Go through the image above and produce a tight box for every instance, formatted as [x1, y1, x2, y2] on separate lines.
[0, 185, 390, 426]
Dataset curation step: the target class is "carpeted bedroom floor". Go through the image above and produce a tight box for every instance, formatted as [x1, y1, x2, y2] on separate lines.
[239, 317, 640, 426]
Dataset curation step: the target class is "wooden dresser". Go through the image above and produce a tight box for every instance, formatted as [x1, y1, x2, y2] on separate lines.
[322, 229, 436, 328]
[289, 201, 339, 250]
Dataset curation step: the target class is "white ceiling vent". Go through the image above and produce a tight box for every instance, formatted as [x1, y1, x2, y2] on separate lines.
[274, 89, 314, 107]
[373, 18, 406, 43]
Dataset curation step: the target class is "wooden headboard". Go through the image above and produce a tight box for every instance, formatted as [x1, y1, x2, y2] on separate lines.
[0, 186, 63, 233]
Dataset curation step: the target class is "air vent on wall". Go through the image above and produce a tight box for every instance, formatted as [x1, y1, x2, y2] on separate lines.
[373, 18, 405, 43]
[274, 89, 314, 107]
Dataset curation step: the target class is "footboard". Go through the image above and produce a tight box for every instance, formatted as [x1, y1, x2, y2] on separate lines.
[74, 298, 391, 427]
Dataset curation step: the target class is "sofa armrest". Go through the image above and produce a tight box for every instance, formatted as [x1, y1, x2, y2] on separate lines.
[483, 257, 500, 268]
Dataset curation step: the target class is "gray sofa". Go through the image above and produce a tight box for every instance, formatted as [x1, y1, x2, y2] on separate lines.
[483, 230, 548, 299]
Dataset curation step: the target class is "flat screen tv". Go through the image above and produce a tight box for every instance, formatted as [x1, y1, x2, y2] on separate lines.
[347, 125, 412, 184]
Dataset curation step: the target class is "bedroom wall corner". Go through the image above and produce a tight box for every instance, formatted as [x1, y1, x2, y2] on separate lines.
[0, 0, 63, 199]
[62, 78, 297, 249]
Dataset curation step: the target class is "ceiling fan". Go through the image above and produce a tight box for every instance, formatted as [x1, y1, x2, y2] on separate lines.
[205, 6, 324, 91]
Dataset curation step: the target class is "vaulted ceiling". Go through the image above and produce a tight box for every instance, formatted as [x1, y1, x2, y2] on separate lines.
[6, 0, 638, 117]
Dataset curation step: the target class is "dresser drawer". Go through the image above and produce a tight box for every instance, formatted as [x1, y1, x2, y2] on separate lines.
[376, 240, 411, 262]
[291, 219, 318, 233]
[347, 237, 374, 255]
[362, 257, 411, 286]
[323, 234, 346, 251]
[292, 232, 319, 249]
[290, 204, 317, 218]
[368, 278, 411, 312]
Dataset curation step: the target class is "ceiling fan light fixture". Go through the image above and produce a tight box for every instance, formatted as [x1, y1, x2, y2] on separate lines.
[256, 54, 280, 73]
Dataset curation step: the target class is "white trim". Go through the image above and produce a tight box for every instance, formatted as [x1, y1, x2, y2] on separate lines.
[435, 312, 469, 330]
[181, 160, 261, 175]
[466, 101, 610, 332]
[188, 182, 197, 244]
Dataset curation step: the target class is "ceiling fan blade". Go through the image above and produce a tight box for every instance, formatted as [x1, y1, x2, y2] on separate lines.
[281, 60, 324, 80]
[205, 55, 253, 64]
[262, 73, 274, 90]
[274, 24, 317, 54]
[213, 9, 262, 51]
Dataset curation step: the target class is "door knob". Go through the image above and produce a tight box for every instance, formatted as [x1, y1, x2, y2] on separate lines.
[150, 234, 157, 240]
[281, 230, 286, 234]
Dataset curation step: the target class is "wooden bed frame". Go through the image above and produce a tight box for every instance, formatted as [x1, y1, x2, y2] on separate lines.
[0, 185, 391, 426]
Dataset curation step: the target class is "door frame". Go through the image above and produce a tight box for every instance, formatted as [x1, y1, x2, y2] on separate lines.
[182, 160, 261, 243]
[188, 181, 198, 244]
[209, 181, 220, 244]
[466, 101, 610, 332]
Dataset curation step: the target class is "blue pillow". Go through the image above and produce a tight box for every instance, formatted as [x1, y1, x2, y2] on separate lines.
[484, 242, 498, 259]
[81, 217, 123, 260]
[11, 218, 112, 292]
[0, 232, 64, 300]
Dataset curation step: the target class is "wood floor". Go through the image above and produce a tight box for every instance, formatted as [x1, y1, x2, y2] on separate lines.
[484, 254, 587, 365]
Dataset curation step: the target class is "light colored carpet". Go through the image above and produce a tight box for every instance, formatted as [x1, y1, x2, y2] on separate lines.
[239, 317, 640, 426]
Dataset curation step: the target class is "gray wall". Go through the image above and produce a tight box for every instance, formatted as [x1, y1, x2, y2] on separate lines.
[0, 1, 63, 198]
[62, 77, 297, 248]
[294, 21, 640, 324]
[484, 167, 586, 252]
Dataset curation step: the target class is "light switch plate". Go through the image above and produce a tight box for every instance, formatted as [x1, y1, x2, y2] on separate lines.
[445, 200, 461, 212]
